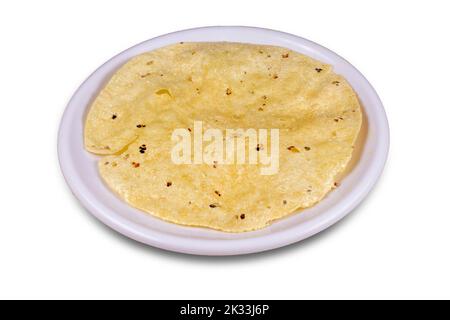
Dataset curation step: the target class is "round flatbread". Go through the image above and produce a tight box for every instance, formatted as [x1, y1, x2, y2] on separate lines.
[85, 42, 362, 232]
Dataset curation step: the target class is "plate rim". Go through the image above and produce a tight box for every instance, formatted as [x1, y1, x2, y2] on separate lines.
[58, 26, 389, 256]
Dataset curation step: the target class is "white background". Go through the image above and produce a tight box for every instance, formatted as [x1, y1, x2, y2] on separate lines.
[1, 0, 449, 300]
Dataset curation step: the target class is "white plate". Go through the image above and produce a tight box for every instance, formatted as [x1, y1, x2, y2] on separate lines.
[58, 26, 389, 256]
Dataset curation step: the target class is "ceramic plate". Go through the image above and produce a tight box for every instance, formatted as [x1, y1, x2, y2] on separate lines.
[58, 26, 389, 255]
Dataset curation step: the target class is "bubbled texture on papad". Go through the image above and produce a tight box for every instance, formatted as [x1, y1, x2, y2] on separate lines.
[85, 42, 362, 232]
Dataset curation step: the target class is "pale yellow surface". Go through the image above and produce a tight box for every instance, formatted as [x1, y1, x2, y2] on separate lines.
[84, 42, 362, 232]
